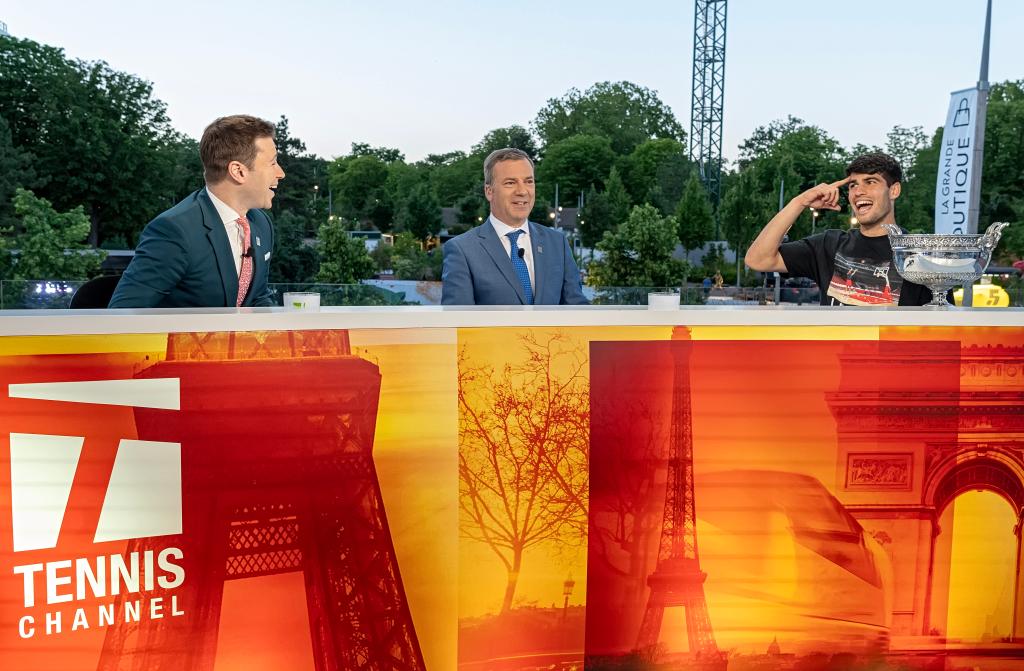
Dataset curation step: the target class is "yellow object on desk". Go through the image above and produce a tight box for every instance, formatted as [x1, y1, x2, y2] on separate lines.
[953, 282, 1010, 307]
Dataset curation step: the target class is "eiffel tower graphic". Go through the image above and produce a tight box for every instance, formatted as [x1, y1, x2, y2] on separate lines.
[97, 330, 425, 671]
[635, 337, 724, 666]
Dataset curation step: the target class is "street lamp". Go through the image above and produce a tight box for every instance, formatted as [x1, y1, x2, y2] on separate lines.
[562, 574, 575, 621]
[810, 207, 820, 234]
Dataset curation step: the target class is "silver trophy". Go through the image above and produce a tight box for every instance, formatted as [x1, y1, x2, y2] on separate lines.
[883, 222, 1009, 307]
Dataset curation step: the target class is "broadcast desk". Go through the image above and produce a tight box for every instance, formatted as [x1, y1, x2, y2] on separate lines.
[1, 306, 1022, 670]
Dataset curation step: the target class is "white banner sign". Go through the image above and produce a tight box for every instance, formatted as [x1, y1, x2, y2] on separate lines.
[934, 88, 979, 234]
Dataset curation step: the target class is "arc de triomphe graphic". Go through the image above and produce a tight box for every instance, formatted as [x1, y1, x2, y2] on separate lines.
[826, 340, 1024, 643]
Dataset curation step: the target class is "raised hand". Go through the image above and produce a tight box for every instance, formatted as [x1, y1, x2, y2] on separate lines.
[795, 177, 851, 211]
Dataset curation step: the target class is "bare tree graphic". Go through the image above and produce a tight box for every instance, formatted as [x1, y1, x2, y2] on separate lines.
[589, 398, 666, 589]
[458, 331, 590, 614]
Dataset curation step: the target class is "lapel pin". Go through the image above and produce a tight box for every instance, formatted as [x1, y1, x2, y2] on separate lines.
[537, 245, 543, 253]
[255, 236, 261, 247]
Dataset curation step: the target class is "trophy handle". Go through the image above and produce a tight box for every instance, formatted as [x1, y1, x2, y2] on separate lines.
[883, 223, 904, 237]
[981, 222, 1010, 252]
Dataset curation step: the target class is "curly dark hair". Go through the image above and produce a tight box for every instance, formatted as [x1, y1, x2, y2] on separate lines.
[845, 152, 903, 186]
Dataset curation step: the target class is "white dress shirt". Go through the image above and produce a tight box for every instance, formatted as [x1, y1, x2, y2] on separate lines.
[489, 215, 535, 287]
[206, 188, 246, 277]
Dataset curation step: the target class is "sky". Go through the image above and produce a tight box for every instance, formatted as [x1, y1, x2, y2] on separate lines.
[3, 0, 1022, 165]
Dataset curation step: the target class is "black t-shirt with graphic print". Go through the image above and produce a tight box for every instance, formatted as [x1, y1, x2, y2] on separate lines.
[779, 229, 933, 306]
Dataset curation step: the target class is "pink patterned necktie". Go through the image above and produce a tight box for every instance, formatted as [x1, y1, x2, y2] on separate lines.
[235, 217, 253, 307]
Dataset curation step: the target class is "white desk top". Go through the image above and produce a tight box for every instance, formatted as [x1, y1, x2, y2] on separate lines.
[0, 305, 1021, 336]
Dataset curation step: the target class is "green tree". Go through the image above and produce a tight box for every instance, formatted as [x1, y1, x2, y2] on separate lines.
[0, 36, 186, 246]
[676, 173, 715, 253]
[328, 153, 392, 228]
[720, 167, 773, 282]
[622, 138, 688, 206]
[166, 136, 204, 214]
[391, 232, 443, 280]
[471, 125, 539, 161]
[0, 113, 38, 232]
[893, 80, 1024, 248]
[893, 127, 942, 233]
[536, 134, 615, 207]
[606, 166, 632, 228]
[314, 218, 375, 284]
[733, 117, 846, 240]
[427, 151, 479, 206]
[980, 81, 1024, 253]
[350, 142, 404, 163]
[885, 125, 929, 174]
[396, 182, 442, 241]
[271, 115, 328, 231]
[5, 189, 106, 280]
[269, 210, 317, 283]
[455, 193, 486, 230]
[588, 204, 687, 287]
[579, 186, 612, 249]
[533, 81, 686, 155]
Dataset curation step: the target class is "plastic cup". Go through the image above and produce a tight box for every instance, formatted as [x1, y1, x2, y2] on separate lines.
[282, 292, 321, 312]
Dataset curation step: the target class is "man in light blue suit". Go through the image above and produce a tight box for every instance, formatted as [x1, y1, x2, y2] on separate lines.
[109, 115, 283, 308]
[442, 148, 588, 306]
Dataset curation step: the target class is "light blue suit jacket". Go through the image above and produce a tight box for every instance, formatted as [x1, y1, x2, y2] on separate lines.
[441, 220, 588, 305]
[109, 189, 274, 308]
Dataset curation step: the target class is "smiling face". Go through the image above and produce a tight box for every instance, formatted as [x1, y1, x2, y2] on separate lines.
[237, 136, 285, 211]
[847, 172, 900, 232]
[485, 158, 535, 227]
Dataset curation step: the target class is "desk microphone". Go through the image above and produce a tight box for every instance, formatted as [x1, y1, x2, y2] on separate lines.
[517, 247, 525, 259]
[243, 246, 254, 258]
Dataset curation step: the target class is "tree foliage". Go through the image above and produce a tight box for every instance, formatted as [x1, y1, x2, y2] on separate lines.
[328, 151, 393, 229]
[0, 113, 37, 232]
[720, 166, 773, 267]
[269, 210, 318, 283]
[384, 232, 442, 280]
[0, 36, 195, 246]
[396, 182, 442, 241]
[676, 173, 715, 253]
[4, 189, 106, 280]
[622, 138, 688, 208]
[533, 81, 685, 156]
[536, 134, 615, 206]
[588, 204, 687, 287]
[270, 115, 328, 232]
[471, 125, 539, 161]
[314, 218, 375, 284]
[605, 166, 632, 230]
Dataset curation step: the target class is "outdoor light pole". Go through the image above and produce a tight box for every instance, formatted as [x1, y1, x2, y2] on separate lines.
[562, 574, 575, 622]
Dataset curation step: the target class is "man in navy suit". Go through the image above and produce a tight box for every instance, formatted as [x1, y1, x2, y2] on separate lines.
[109, 115, 284, 308]
[441, 148, 588, 305]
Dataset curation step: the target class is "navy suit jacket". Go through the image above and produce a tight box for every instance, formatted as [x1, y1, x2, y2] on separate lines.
[109, 189, 275, 308]
[441, 220, 588, 305]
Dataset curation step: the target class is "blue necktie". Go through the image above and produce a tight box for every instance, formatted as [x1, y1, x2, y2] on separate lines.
[506, 230, 534, 305]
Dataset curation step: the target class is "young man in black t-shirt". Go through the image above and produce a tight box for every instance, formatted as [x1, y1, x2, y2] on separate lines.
[745, 153, 933, 306]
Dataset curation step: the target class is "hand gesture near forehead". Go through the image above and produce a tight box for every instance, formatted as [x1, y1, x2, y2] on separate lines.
[795, 177, 851, 211]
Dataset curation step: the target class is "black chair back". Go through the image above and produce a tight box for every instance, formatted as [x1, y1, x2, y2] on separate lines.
[70, 275, 122, 309]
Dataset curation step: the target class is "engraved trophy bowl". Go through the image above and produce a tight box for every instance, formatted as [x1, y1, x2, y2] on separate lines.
[883, 222, 1010, 308]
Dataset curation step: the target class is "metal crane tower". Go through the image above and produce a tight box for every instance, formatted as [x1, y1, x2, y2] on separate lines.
[689, 0, 728, 231]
